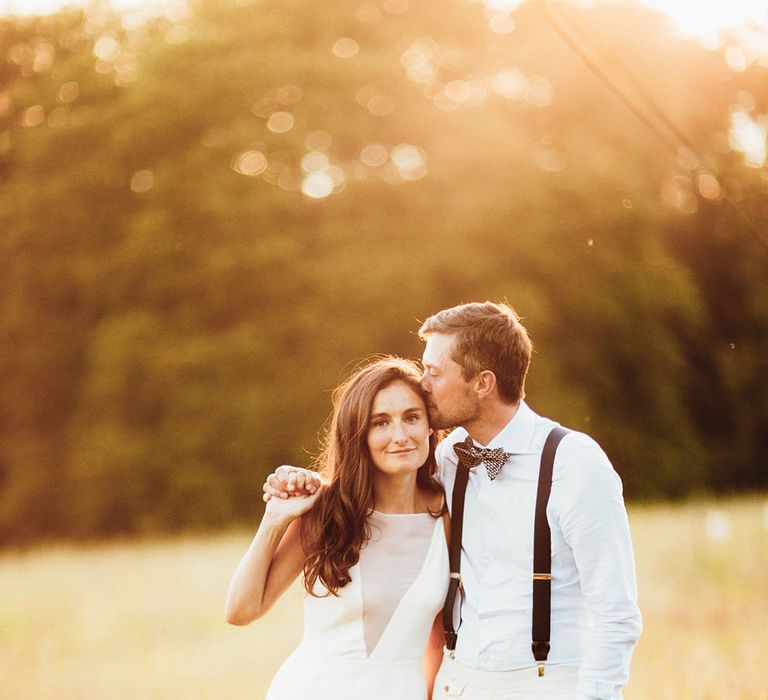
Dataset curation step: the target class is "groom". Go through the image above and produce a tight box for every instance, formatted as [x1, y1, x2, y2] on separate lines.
[265, 301, 642, 699]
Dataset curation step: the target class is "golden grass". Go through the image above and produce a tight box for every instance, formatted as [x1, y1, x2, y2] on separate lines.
[1, 496, 767, 699]
[625, 497, 768, 700]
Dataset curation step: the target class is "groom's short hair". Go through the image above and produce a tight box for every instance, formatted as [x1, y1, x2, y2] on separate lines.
[418, 301, 532, 404]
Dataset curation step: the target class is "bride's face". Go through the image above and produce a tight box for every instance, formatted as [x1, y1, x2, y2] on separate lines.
[366, 381, 431, 477]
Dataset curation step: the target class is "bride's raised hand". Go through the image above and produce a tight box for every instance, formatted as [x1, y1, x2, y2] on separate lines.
[262, 477, 324, 523]
[263, 465, 323, 501]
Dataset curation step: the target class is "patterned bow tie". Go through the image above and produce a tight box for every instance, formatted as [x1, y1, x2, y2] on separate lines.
[453, 436, 512, 481]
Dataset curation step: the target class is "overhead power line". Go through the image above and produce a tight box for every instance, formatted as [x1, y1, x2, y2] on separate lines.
[533, 0, 765, 244]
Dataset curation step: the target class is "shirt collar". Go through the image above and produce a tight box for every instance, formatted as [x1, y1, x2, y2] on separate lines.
[483, 400, 537, 454]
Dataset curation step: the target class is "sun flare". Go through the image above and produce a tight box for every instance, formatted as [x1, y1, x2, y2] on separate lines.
[2, 0, 768, 45]
[477, 0, 768, 51]
[631, 0, 768, 44]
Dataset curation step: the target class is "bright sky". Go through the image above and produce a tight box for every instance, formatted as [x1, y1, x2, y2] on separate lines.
[1, 0, 767, 46]
[0, 0, 186, 23]
[637, 0, 768, 44]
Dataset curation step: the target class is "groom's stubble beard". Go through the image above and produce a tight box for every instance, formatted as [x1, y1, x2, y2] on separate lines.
[426, 394, 481, 431]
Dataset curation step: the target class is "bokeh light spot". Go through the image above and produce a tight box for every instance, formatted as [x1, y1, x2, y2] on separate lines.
[729, 110, 767, 167]
[355, 85, 378, 106]
[301, 151, 330, 173]
[302, 172, 335, 199]
[444, 80, 472, 103]
[401, 38, 438, 84]
[326, 165, 346, 188]
[278, 167, 303, 191]
[130, 170, 154, 193]
[263, 151, 292, 185]
[113, 54, 139, 87]
[676, 147, 700, 171]
[360, 143, 389, 167]
[233, 150, 268, 176]
[276, 85, 303, 106]
[493, 69, 527, 100]
[58, 81, 80, 103]
[93, 36, 120, 61]
[725, 45, 748, 71]
[391, 144, 427, 180]
[526, 76, 554, 107]
[662, 175, 698, 214]
[534, 149, 567, 173]
[304, 130, 332, 152]
[32, 41, 55, 72]
[267, 111, 295, 134]
[21, 105, 45, 128]
[698, 173, 723, 200]
[438, 47, 467, 72]
[736, 90, 756, 112]
[332, 38, 360, 58]
[366, 94, 395, 116]
[434, 91, 460, 112]
[200, 126, 229, 147]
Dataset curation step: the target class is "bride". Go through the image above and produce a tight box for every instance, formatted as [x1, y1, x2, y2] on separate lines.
[225, 357, 450, 699]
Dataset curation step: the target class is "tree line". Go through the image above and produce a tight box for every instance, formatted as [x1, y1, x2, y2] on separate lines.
[0, 0, 766, 543]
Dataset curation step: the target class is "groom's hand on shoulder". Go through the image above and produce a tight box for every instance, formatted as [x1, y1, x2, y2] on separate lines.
[262, 465, 323, 501]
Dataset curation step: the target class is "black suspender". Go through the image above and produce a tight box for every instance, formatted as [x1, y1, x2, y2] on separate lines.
[532, 426, 569, 675]
[442, 457, 470, 651]
[442, 425, 569, 676]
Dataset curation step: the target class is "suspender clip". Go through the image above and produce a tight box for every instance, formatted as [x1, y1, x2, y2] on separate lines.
[538, 663, 545, 677]
[445, 631, 457, 650]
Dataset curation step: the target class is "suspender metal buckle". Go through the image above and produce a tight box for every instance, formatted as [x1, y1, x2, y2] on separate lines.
[538, 663, 545, 677]
[532, 573, 552, 580]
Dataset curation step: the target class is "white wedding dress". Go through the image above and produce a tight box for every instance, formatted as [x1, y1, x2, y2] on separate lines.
[265, 510, 449, 700]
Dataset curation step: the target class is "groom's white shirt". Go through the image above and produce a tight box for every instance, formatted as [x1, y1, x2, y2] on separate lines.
[436, 401, 642, 700]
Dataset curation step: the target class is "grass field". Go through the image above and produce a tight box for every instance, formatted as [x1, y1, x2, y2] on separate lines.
[1, 496, 767, 699]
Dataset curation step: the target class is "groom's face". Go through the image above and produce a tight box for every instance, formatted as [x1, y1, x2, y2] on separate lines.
[420, 333, 480, 430]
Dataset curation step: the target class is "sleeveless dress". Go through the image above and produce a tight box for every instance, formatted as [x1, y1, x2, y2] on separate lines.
[265, 510, 449, 700]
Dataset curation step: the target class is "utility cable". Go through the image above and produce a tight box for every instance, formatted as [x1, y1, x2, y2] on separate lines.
[534, 0, 765, 243]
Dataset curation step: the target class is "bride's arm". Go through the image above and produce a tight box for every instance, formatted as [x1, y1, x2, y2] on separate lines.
[424, 509, 451, 697]
[225, 487, 321, 626]
[424, 614, 446, 698]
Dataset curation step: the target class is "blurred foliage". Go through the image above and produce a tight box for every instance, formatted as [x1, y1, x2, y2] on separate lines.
[0, 0, 766, 542]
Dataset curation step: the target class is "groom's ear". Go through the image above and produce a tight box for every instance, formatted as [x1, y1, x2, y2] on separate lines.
[474, 370, 497, 399]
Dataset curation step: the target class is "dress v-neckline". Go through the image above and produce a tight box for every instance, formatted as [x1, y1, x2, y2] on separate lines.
[356, 515, 444, 660]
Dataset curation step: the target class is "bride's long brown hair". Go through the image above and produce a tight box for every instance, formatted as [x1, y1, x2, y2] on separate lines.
[301, 356, 442, 597]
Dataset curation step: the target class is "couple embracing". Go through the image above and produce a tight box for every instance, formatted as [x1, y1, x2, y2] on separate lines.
[226, 301, 642, 699]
